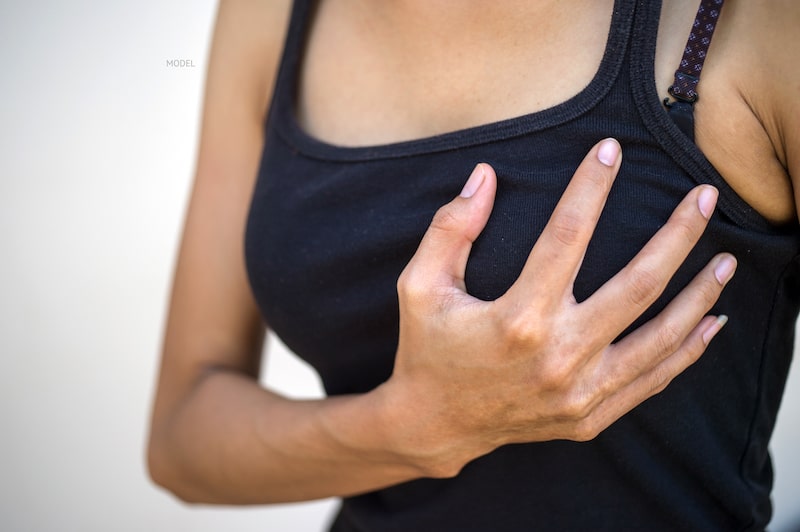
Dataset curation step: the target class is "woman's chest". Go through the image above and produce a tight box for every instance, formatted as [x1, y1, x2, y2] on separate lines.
[296, 0, 794, 224]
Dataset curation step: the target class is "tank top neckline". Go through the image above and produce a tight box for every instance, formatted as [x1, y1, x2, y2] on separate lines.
[271, 0, 634, 162]
[267, 0, 784, 234]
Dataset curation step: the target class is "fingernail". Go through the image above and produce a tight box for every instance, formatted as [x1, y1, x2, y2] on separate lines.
[460, 164, 486, 198]
[702, 315, 728, 345]
[697, 186, 719, 219]
[597, 138, 620, 167]
[714, 255, 737, 285]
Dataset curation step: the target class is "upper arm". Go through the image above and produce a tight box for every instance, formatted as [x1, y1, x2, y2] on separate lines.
[757, 1, 800, 211]
[787, 101, 800, 215]
[152, 0, 292, 425]
[781, 42, 800, 209]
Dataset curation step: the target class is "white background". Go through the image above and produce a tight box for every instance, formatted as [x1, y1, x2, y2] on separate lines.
[0, 1, 797, 531]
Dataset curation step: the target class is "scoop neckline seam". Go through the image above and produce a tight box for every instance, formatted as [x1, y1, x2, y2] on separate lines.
[272, 0, 633, 162]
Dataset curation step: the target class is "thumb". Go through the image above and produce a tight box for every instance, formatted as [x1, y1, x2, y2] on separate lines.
[400, 163, 497, 293]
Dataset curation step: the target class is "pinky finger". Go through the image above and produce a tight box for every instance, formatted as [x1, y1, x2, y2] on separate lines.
[620, 313, 728, 404]
[578, 314, 728, 438]
[602, 252, 736, 388]
[701, 314, 728, 346]
[575, 254, 736, 431]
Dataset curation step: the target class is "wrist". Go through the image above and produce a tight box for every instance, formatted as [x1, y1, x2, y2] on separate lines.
[308, 385, 429, 483]
[366, 377, 494, 479]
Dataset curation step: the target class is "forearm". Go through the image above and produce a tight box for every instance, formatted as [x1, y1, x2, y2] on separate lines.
[148, 368, 438, 504]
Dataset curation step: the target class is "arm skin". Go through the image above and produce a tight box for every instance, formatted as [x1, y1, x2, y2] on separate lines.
[147, 0, 735, 505]
[765, 2, 800, 209]
[146, 0, 443, 503]
[691, 0, 800, 224]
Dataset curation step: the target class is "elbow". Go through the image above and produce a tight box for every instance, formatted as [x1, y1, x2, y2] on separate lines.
[146, 435, 174, 495]
[146, 431, 207, 505]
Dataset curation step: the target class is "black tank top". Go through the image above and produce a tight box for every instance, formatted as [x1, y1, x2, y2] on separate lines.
[245, 0, 800, 529]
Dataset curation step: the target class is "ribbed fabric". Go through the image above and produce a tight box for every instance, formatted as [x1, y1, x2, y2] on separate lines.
[244, 0, 800, 530]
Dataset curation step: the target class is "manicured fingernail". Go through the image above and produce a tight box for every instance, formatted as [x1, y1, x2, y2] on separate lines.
[697, 186, 718, 219]
[714, 255, 737, 285]
[597, 138, 620, 167]
[460, 163, 486, 198]
[702, 315, 728, 345]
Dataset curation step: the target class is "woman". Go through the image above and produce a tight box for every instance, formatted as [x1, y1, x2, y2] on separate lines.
[148, 0, 800, 529]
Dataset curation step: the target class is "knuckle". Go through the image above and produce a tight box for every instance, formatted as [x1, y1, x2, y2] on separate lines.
[647, 364, 676, 396]
[695, 275, 722, 308]
[549, 211, 585, 247]
[596, 365, 624, 397]
[539, 357, 576, 390]
[571, 417, 601, 442]
[422, 458, 463, 479]
[593, 166, 614, 189]
[429, 205, 462, 234]
[625, 266, 663, 308]
[671, 211, 703, 248]
[502, 312, 546, 347]
[650, 377, 671, 397]
[579, 165, 613, 193]
[396, 267, 428, 306]
[559, 391, 594, 420]
[396, 268, 413, 296]
[396, 267, 411, 292]
[653, 320, 684, 359]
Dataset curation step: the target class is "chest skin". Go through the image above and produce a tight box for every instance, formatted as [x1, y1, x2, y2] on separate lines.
[297, 0, 795, 225]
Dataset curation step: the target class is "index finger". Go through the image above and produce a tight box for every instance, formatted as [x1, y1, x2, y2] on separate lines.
[509, 138, 621, 305]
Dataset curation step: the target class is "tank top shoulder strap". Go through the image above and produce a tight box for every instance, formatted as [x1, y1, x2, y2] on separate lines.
[662, 0, 726, 141]
[267, 0, 316, 129]
[628, 0, 770, 231]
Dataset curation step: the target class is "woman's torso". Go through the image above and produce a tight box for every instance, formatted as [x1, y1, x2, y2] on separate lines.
[245, 0, 800, 529]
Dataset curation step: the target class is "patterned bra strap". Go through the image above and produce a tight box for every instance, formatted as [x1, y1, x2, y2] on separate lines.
[663, 0, 726, 141]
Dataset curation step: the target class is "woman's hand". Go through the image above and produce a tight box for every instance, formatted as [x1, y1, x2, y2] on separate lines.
[380, 138, 736, 477]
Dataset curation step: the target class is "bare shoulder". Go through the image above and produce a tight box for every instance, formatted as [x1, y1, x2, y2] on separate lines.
[205, 0, 293, 127]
